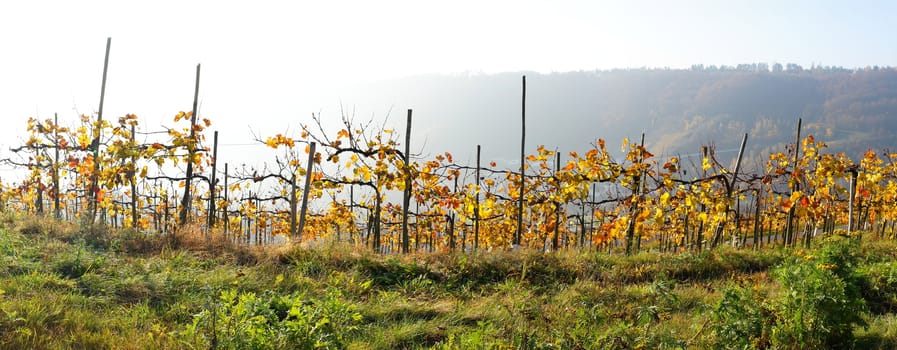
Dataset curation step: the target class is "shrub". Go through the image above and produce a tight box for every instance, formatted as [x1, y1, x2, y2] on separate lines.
[711, 285, 771, 349]
[771, 254, 865, 349]
[710, 237, 867, 349]
[182, 288, 362, 349]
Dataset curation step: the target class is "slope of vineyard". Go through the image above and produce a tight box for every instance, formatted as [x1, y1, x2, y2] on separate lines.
[1, 214, 896, 348]
[3, 48, 897, 255]
[4, 49, 897, 348]
[5, 109, 897, 255]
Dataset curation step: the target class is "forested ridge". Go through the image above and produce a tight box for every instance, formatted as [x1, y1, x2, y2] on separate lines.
[358, 65, 897, 165]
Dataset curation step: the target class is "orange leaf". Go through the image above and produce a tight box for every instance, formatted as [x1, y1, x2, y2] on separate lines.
[781, 199, 793, 210]
[641, 149, 654, 159]
[586, 149, 599, 158]
[860, 188, 871, 198]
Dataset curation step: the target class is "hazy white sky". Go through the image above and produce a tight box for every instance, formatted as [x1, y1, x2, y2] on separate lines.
[0, 0, 895, 178]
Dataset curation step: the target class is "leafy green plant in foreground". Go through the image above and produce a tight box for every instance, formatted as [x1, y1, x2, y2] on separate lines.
[712, 236, 868, 349]
[182, 287, 362, 349]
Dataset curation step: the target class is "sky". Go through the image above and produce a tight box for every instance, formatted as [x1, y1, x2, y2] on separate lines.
[0, 0, 895, 180]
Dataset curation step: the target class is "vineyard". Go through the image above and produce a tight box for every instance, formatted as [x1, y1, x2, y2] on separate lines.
[3, 64, 896, 256]
[4, 39, 897, 349]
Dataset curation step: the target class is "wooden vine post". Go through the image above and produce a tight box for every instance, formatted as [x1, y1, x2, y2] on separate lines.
[625, 133, 645, 255]
[784, 118, 802, 246]
[752, 187, 763, 250]
[401, 109, 413, 253]
[130, 124, 139, 229]
[848, 166, 858, 236]
[349, 185, 355, 244]
[179, 64, 201, 226]
[635, 134, 649, 252]
[53, 113, 61, 219]
[552, 151, 561, 251]
[711, 133, 747, 248]
[475, 144, 481, 250]
[297, 142, 316, 239]
[88, 37, 112, 223]
[207, 131, 219, 230]
[449, 175, 458, 251]
[288, 155, 299, 237]
[589, 183, 596, 251]
[372, 187, 382, 252]
[516, 75, 526, 247]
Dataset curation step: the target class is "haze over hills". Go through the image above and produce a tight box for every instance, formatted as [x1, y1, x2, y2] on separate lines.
[334, 65, 897, 171]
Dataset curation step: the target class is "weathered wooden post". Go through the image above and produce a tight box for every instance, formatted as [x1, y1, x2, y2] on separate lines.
[516, 75, 526, 247]
[625, 133, 645, 255]
[552, 151, 561, 251]
[784, 118, 802, 246]
[711, 133, 748, 248]
[475, 144, 481, 250]
[179, 64, 201, 226]
[207, 131, 218, 230]
[848, 166, 858, 236]
[130, 124, 138, 229]
[589, 183, 596, 251]
[401, 109, 413, 253]
[297, 142, 317, 239]
[449, 175, 458, 251]
[88, 37, 112, 223]
[53, 113, 61, 219]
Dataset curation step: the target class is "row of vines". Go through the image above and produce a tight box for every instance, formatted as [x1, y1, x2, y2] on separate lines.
[5, 104, 894, 254]
[4, 41, 897, 255]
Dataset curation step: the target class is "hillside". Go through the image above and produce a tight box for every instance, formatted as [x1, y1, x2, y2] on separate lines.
[2, 214, 897, 349]
[338, 67, 897, 167]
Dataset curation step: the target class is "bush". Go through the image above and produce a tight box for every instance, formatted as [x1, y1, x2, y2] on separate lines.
[182, 288, 362, 349]
[771, 254, 866, 349]
[711, 237, 867, 349]
[711, 285, 771, 349]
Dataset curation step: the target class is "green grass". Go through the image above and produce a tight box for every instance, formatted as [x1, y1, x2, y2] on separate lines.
[1, 213, 896, 349]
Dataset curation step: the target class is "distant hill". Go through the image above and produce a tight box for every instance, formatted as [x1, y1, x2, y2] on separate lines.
[337, 67, 897, 170]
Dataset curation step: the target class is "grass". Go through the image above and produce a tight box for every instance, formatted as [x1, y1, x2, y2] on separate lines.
[1, 213, 896, 349]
